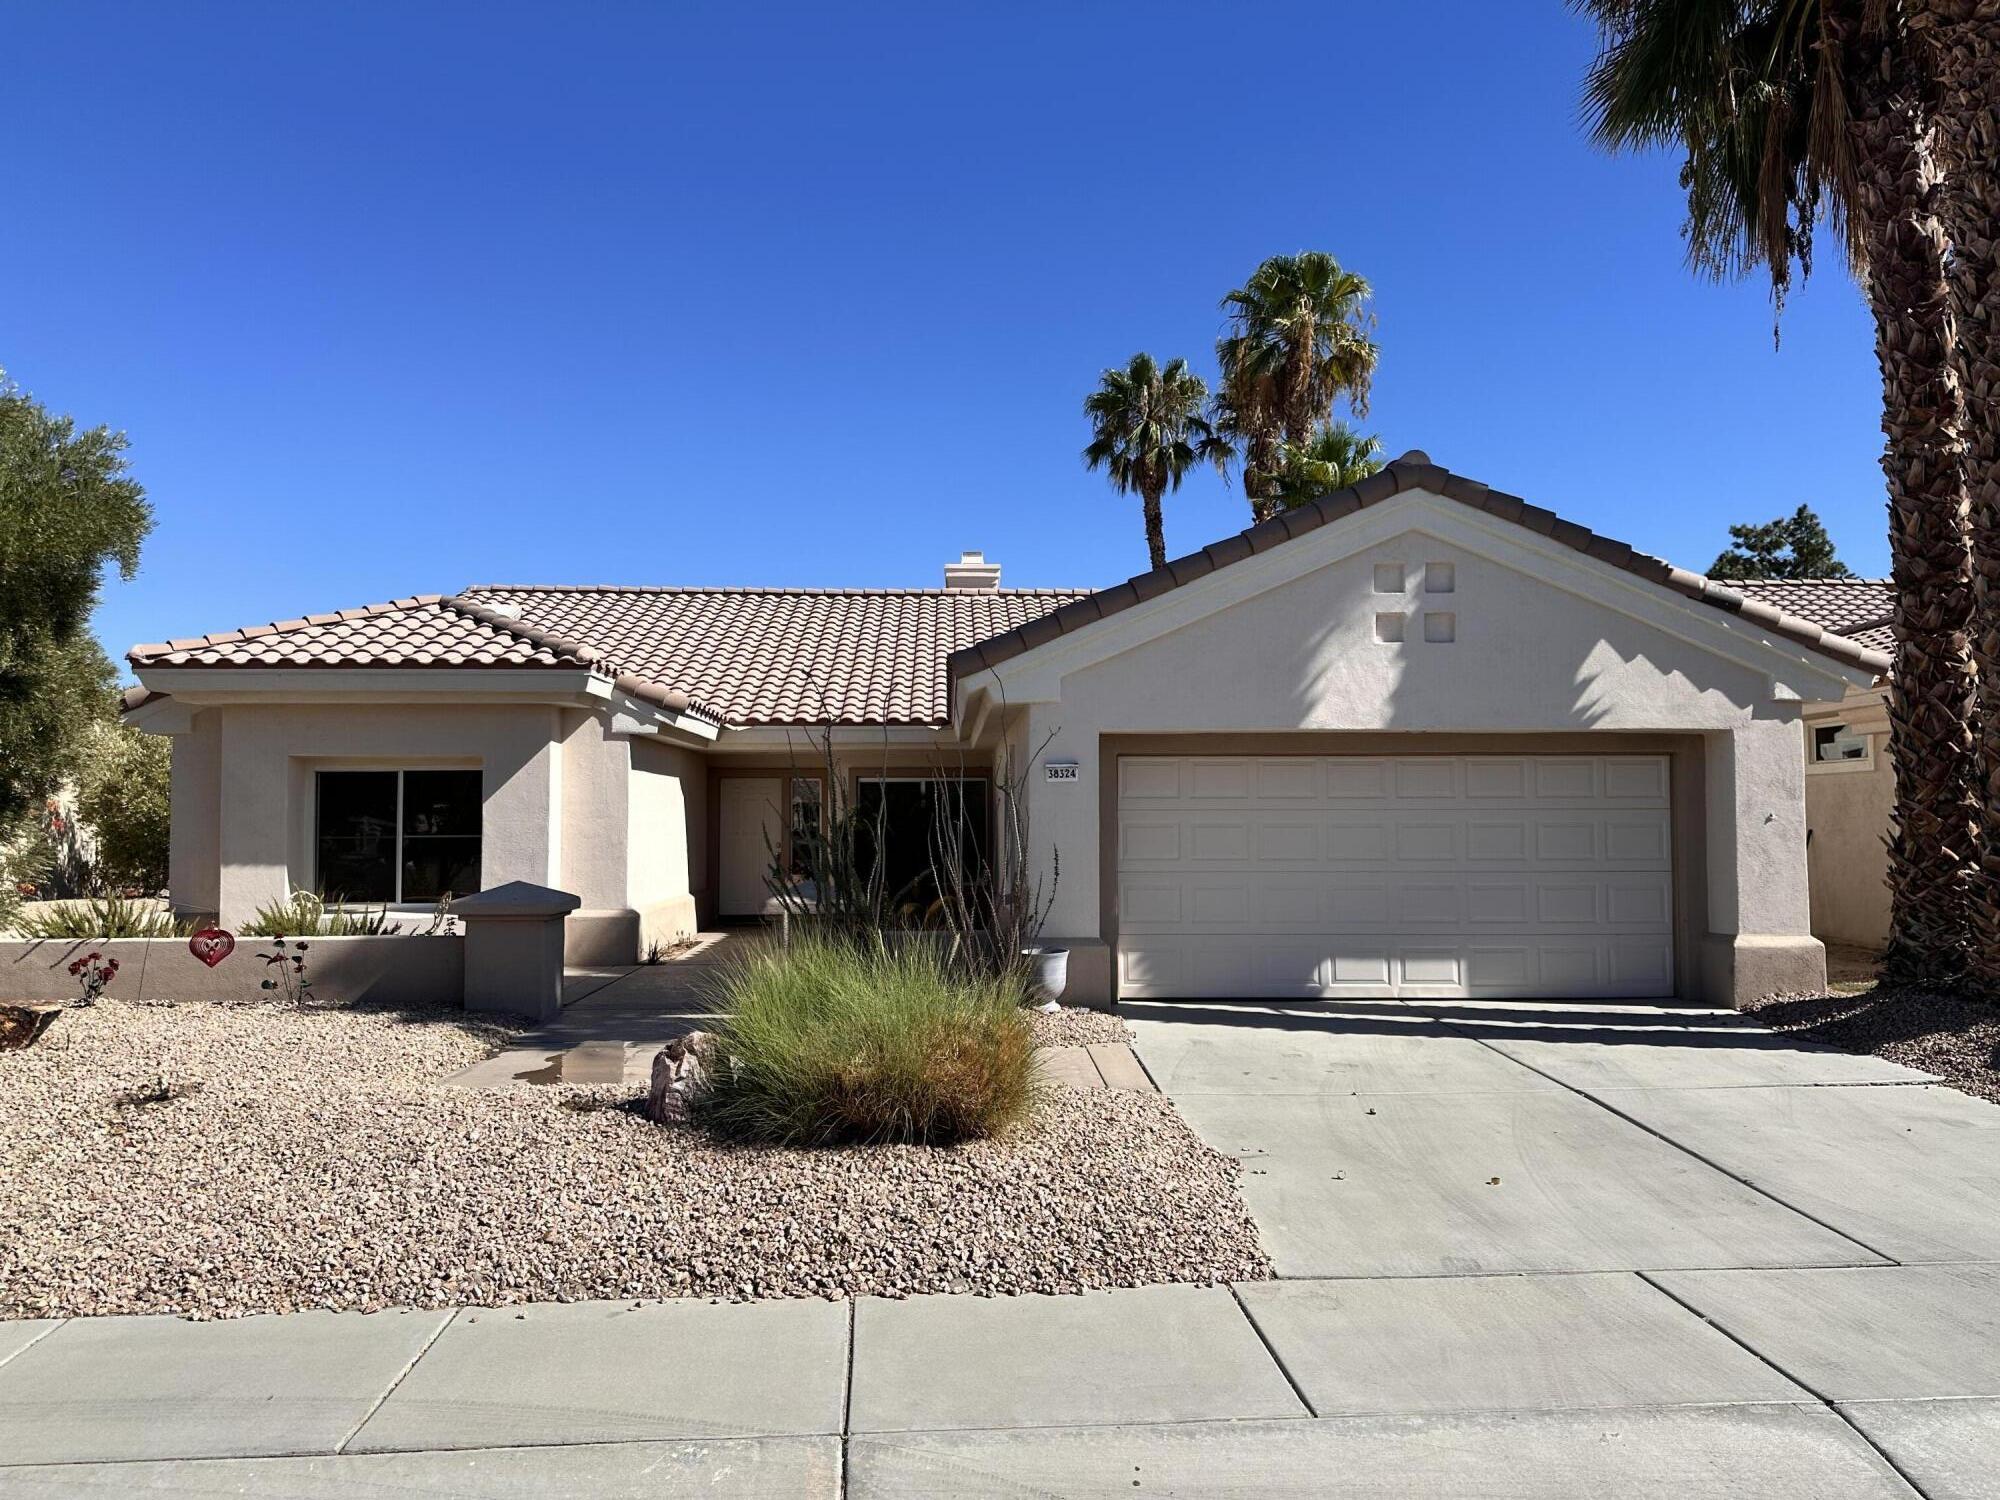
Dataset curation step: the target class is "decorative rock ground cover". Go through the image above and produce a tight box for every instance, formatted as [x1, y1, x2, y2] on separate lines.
[0, 997, 1267, 1319]
[1745, 985, 2000, 1106]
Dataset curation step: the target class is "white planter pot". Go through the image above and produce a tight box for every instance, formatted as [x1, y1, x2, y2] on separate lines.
[1023, 945, 1070, 1004]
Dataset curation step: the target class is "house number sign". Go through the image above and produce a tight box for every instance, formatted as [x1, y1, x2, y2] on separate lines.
[1045, 761, 1080, 783]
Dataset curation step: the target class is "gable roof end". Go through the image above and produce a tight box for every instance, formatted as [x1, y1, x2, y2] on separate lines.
[949, 452, 1893, 681]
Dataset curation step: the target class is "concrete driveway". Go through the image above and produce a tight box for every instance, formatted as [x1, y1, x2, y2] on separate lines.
[3, 998, 1997, 1496]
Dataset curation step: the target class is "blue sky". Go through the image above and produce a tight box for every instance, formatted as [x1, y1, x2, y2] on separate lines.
[2, 2, 1887, 672]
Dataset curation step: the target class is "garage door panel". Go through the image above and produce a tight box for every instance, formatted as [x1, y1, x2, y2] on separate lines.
[1116, 754, 1674, 1001]
[1604, 814, 1671, 862]
[1394, 760, 1460, 799]
[1188, 758, 1252, 798]
[1189, 819, 1252, 861]
[1463, 758, 1530, 799]
[1326, 760, 1391, 799]
[1532, 758, 1600, 799]
[1327, 819, 1392, 862]
[1603, 758, 1670, 801]
[1119, 818, 1182, 863]
[1255, 759, 1320, 799]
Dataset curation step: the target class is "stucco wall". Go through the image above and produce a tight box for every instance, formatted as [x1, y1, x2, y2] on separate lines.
[992, 511, 1857, 1007]
[1802, 688, 1892, 949]
[169, 701, 564, 928]
[160, 699, 715, 965]
[630, 737, 705, 948]
[1, 934, 463, 1007]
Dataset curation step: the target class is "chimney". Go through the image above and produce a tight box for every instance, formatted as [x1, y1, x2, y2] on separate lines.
[943, 550, 1001, 591]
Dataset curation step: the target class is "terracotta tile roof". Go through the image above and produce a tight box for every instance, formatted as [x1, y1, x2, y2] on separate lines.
[461, 585, 1091, 725]
[127, 586, 1089, 728]
[1728, 578, 1894, 658]
[949, 453, 1895, 683]
[124, 594, 719, 720]
[126, 596, 582, 670]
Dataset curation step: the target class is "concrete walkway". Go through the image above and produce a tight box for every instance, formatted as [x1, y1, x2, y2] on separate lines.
[4, 997, 1998, 1496]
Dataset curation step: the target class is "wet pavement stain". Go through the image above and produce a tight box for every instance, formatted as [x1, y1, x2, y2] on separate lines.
[512, 1041, 631, 1085]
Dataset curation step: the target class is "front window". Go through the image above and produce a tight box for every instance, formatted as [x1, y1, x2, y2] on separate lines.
[315, 769, 482, 904]
[855, 777, 991, 922]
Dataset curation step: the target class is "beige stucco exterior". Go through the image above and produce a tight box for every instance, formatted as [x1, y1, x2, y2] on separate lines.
[1800, 684, 1892, 949]
[962, 491, 1874, 1008]
[131, 486, 1877, 1004]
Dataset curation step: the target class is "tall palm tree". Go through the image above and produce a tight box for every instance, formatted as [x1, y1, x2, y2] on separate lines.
[1216, 253, 1378, 522]
[1268, 423, 1385, 512]
[1578, 0, 1978, 986]
[1901, 1, 2000, 986]
[1082, 353, 1229, 570]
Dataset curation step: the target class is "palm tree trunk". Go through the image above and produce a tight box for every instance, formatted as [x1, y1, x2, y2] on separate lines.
[1836, 2, 1979, 985]
[1245, 427, 1282, 525]
[1903, 1, 2000, 988]
[1140, 483, 1167, 570]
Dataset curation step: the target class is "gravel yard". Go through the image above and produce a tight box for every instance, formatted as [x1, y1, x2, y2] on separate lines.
[1025, 1004, 1133, 1048]
[0, 997, 1266, 1320]
[1746, 985, 2000, 1105]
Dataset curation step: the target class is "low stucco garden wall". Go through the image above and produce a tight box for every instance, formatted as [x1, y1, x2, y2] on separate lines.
[0, 935, 464, 1008]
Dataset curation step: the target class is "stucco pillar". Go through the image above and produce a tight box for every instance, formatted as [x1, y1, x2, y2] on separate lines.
[1017, 702, 1111, 1007]
[166, 709, 222, 921]
[1701, 713, 1826, 1006]
[216, 709, 293, 926]
[454, 881, 581, 1022]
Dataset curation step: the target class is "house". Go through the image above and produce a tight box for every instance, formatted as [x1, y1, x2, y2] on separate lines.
[123, 453, 1888, 1008]
[1731, 577, 1895, 952]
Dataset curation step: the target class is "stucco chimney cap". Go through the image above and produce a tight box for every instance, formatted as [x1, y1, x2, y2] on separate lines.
[944, 551, 1002, 590]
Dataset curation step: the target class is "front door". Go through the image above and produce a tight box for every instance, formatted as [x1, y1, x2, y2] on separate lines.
[719, 777, 784, 917]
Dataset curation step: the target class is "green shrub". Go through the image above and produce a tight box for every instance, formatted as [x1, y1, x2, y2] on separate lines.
[73, 722, 171, 892]
[14, 893, 193, 939]
[241, 890, 400, 937]
[699, 935, 1036, 1146]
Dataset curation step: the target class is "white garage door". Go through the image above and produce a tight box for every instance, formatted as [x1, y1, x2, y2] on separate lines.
[1116, 754, 1674, 1000]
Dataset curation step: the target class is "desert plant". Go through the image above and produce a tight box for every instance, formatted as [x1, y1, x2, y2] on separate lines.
[698, 935, 1036, 1146]
[924, 721, 1060, 985]
[14, 893, 192, 939]
[765, 721, 901, 943]
[242, 890, 399, 937]
[420, 892, 460, 937]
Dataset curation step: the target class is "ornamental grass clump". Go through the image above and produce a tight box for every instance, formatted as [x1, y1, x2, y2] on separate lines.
[699, 936, 1035, 1147]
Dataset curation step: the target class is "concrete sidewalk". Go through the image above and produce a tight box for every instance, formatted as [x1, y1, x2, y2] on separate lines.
[4, 995, 1998, 1495]
[0, 1273, 1971, 1497]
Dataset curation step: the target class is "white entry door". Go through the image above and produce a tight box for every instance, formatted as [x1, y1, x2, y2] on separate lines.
[1116, 754, 1674, 1000]
[718, 777, 784, 917]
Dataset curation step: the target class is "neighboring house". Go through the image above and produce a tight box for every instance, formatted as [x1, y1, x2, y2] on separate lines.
[124, 453, 1886, 1008]
[1732, 578, 1895, 952]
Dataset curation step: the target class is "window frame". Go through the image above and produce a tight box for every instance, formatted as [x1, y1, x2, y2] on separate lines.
[312, 766, 484, 907]
[1806, 721, 1875, 775]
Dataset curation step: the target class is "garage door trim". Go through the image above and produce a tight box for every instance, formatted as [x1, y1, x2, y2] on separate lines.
[1100, 734, 1703, 1003]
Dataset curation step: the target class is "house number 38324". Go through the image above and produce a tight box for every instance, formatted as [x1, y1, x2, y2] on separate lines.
[1044, 761, 1079, 783]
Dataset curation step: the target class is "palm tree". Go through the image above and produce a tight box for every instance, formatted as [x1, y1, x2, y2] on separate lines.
[1268, 423, 1385, 512]
[1899, 1, 2000, 986]
[1578, 0, 1977, 987]
[1216, 253, 1378, 522]
[1082, 353, 1230, 570]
